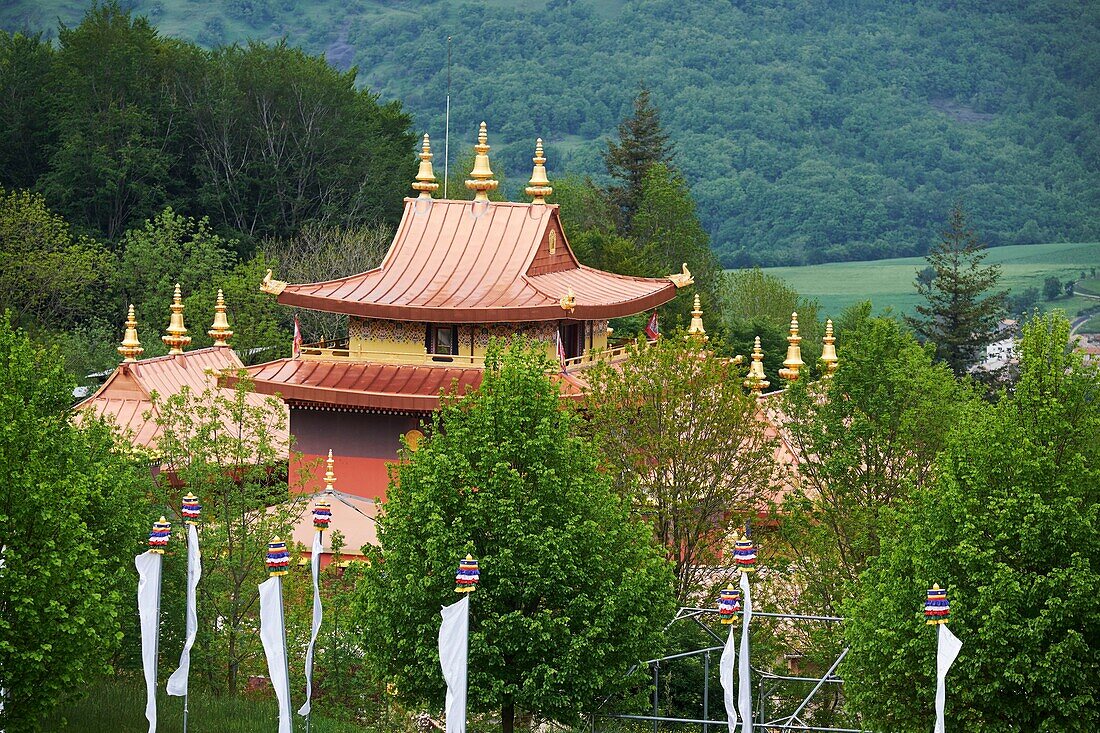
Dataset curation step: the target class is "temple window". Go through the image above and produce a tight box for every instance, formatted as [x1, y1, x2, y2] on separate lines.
[426, 324, 459, 359]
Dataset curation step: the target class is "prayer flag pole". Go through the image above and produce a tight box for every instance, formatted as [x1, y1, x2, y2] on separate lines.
[733, 530, 756, 733]
[167, 495, 202, 733]
[260, 538, 293, 733]
[137, 516, 171, 733]
[717, 583, 741, 732]
[440, 554, 479, 733]
[925, 584, 962, 733]
[299, 493, 332, 733]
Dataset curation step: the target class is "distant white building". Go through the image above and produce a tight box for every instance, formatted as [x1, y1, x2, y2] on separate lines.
[971, 337, 1017, 373]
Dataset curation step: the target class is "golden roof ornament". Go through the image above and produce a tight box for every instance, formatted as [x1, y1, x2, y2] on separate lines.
[464, 122, 499, 202]
[686, 293, 708, 342]
[525, 138, 553, 204]
[560, 287, 577, 313]
[412, 133, 439, 199]
[208, 289, 233, 347]
[778, 311, 805, 382]
[260, 268, 287, 296]
[744, 336, 770, 393]
[162, 283, 191, 355]
[323, 448, 336, 491]
[668, 262, 694, 288]
[118, 304, 143, 362]
[820, 318, 839, 374]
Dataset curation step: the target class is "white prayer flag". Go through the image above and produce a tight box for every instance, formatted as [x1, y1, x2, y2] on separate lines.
[166, 524, 201, 697]
[935, 624, 963, 733]
[439, 595, 470, 733]
[719, 623, 738, 732]
[737, 572, 753, 733]
[135, 551, 163, 733]
[298, 531, 324, 717]
[259, 576, 293, 733]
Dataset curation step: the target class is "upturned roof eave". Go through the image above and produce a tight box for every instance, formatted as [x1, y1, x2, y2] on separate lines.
[275, 285, 677, 323]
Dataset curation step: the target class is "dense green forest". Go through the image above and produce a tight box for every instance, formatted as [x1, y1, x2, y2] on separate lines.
[3, 0, 1097, 265]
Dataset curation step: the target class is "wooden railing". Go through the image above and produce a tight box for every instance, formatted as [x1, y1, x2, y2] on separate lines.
[298, 339, 634, 370]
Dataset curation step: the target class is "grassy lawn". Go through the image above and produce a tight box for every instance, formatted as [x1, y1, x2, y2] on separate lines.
[42, 678, 372, 733]
[759, 241, 1100, 322]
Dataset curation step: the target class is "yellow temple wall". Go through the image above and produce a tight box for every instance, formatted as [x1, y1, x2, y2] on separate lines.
[343, 317, 610, 366]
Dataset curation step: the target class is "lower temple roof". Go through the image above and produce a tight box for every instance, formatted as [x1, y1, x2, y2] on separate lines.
[223, 358, 588, 412]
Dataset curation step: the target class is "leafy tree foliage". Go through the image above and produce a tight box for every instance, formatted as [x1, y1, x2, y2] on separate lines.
[0, 316, 149, 731]
[603, 87, 674, 230]
[116, 207, 237, 354]
[356, 340, 674, 732]
[907, 205, 1007, 375]
[720, 268, 822, 384]
[843, 312, 1100, 731]
[584, 334, 774, 601]
[0, 188, 113, 329]
[0, 2, 416, 245]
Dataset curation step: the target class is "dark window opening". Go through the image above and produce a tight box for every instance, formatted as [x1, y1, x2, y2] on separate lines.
[559, 322, 584, 360]
[426, 324, 459, 360]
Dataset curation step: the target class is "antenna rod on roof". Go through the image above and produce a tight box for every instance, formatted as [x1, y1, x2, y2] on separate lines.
[444, 36, 451, 199]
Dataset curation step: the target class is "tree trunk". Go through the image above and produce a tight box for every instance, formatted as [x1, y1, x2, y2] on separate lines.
[502, 698, 515, 733]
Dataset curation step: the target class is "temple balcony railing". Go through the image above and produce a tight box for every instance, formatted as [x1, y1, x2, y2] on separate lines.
[298, 339, 634, 371]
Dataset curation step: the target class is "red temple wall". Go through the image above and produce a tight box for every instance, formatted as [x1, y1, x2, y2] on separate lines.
[289, 407, 423, 499]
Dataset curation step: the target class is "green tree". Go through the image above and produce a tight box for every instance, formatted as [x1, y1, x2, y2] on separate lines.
[42, 2, 196, 242]
[603, 87, 674, 231]
[357, 339, 674, 732]
[115, 206, 237, 355]
[1043, 276, 1062, 301]
[843, 311, 1100, 731]
[584, 334, 774, 601]
[149, 376, 299, 694]
[630, 163, 722, 326]
[0, 316, 149, 731]
[720, 268, 823, 383]
[0, 188, 113, 329]
[0, 32, 54, 190]
[906, 206, 1007, 376]
[189, 41, 415, 239]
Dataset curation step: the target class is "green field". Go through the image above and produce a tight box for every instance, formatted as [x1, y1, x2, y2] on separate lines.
[760, 241, 1100, 321]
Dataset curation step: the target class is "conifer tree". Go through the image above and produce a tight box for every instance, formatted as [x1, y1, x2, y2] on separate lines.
[602, 87, 674, 230]
[906, 205, 1006, 376]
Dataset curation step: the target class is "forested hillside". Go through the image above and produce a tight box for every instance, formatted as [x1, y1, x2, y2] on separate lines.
[3, 0, 1098, 265]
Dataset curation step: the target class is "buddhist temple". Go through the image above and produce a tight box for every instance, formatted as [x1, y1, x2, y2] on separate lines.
[227, 125, 694, 500]
[77, 288, 288, 458]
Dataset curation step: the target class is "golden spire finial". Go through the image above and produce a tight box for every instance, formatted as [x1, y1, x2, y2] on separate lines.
[465, 122, 499, 202]
[778, 312, 804, 382]
[162, 283, 191, 355]
[525, 138, 553, 204]
[412, 133, 439, 199]
[743, 336, 770, 393]
[118, 304, 143, 362]
[820, 318, 838, 374]
[208, 289, 233, 348]
[323, 448, 336, 491]
[686, 293, 708, 342]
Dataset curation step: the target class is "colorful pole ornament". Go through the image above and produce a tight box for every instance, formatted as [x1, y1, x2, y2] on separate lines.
[181, 493, 201, 525]
[266, 538, 290, 577]
[718, 584, 741, 625]
[925, 584, 950, 624]
[313, 499, 332, 531]
[926, 584, 963, 733]
[455, 554, 479, 593]
[149, 516, 171, 553]
[733, 532, 756, 572]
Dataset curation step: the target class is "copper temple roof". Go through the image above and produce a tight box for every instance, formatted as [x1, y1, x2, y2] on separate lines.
[273, 199, 679, 322]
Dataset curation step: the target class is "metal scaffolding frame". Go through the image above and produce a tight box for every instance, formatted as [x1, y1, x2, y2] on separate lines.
[591, 606, 863, 733]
